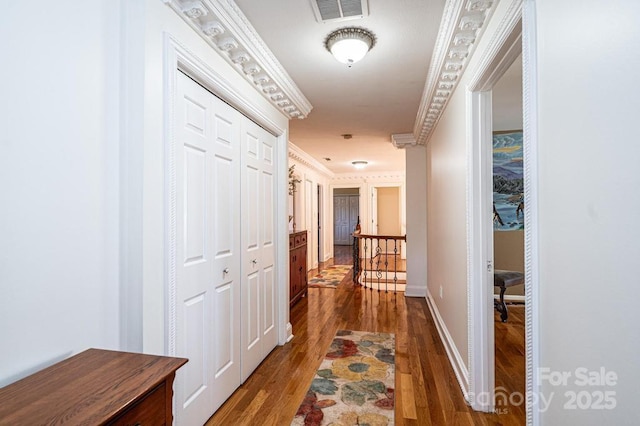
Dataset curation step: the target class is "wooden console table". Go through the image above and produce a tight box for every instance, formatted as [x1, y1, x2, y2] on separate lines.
[0, 348, 187, 425]
[289, 230, 308, 306]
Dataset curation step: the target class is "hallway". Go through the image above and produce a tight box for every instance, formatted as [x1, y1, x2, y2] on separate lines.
[207, 247, 524, 425]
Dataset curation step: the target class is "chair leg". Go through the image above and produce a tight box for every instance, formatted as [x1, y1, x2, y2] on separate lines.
[499, 286, 508, 322]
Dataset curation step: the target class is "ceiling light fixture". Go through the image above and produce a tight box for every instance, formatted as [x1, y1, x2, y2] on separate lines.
[325, 27, 376, 67]
[351, 160, 368, 170]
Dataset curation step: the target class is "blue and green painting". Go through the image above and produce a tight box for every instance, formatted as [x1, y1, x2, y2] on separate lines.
[493, 131, 524, 231]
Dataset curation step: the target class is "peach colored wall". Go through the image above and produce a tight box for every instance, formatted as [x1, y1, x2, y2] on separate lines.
[377, 187, 401, 235]
[493, 231, 524, 296]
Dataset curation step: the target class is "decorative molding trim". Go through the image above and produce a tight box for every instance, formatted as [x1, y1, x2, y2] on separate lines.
[391, 133, 417, 149]
[288, 142, 335, 178]
[413, 0, 495, 145]
[330, 172, 405, 182]
[465, 89, 495, 412]
[163, 0, 313, 120]
[468, 0, 523, 91]
[165, 37, 180, 357]
[426, 292, 470, 400]
[522, 1, 540, 424]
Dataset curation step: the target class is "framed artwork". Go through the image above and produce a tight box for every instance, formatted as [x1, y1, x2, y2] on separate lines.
[493, 130, 524, 231]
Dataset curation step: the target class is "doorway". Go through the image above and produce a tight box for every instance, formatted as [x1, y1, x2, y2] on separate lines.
[373, 187, 401, 236]
[465, 5, 530, 417]
[491, 54, 525, 419]
[333, 188, 359, 245]
[317, 184, 323, 263]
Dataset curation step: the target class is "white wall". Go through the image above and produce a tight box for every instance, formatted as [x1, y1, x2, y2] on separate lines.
[288, 145, 333, 268]
[376, 187, 401, 235]
[535, 1, 640, 423]
[426, 71, 472, 364]
[0, 1, 121, 385]
[0, 0, 294, 387]
[405, 146, 428, 297]
[425, 0, 640, 422]
[425, 0, 524, 383]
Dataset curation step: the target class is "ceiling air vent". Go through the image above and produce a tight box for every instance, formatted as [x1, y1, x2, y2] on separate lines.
[310, 0, 369, 23]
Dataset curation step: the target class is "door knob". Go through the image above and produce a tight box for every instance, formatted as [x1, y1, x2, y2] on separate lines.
[252, 259, 257, 265]
[223, 268, 229, 274]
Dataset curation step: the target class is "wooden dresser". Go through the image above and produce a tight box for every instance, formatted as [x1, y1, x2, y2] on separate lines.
[289, 230, 308, 306]
[0, 348, 187, 425]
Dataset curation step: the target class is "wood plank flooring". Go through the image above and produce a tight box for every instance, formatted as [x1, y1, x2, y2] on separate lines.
[206, 246, 525, 425]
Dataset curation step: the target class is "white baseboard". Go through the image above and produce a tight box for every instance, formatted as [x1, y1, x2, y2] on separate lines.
[286, 322, 294, 343]
[426, 292, 469, 400]
[404, 286, 427, 298]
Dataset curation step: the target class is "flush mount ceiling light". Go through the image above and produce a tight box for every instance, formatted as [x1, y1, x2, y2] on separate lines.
[325, 27, 376, 66]
[351, 160, 368, 169]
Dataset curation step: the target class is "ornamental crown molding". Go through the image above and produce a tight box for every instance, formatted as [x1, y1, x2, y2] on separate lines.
[288, 142, 334, 178]
[164, 0, 313, 120]
[391, 133, 416, 149]
[413, 0, 495, 145]
[330, 172, 405, 183]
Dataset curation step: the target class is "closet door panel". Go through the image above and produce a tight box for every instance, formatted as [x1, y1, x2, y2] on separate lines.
[262, 265, 276, 337]
[241, 131, 262, 381]
[175, 72, 216, 426]
[174, 70, 279, 421]
[175, 72, 242, 425]
[261, 170, 274, 264]
[241, 122, 277, 381]
[259, 133, 277, 351]
[209, 95, 242, 412]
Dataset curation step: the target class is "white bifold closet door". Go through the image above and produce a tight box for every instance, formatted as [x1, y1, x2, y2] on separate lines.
[173, 71, 277, 426]
[240, 118, 278, 381]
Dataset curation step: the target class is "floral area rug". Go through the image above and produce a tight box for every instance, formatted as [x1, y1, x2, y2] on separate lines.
[308, 265, 353, 289]
[292, 330, 395, 425]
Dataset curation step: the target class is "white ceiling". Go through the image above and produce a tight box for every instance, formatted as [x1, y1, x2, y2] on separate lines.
[234, 0, 446, 174]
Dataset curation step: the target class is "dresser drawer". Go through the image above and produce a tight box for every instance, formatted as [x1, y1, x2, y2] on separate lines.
[109, 382, 166, 426]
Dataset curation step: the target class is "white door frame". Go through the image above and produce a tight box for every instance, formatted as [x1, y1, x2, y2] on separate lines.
[317, 184, 323, 264]
[163, 34, 292, 352]
[466, 0, 540, 421]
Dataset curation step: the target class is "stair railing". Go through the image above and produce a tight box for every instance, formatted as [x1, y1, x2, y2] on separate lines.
[352, 231, 406, 293]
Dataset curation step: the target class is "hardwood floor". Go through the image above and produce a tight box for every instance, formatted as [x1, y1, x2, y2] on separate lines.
[206, 245, 525, 425]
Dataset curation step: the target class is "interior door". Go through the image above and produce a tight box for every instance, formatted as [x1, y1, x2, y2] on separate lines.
[241, 119, 277, 381]
[174, 71, 241, 425]
[333, 195, 349, 245]
[305, 179, 314, 267]
[317, 184, 323, 263]
[348, 195, 360, 235]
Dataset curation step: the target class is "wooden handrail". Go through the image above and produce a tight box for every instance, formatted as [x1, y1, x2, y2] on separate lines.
[352, 232, 406, 241]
